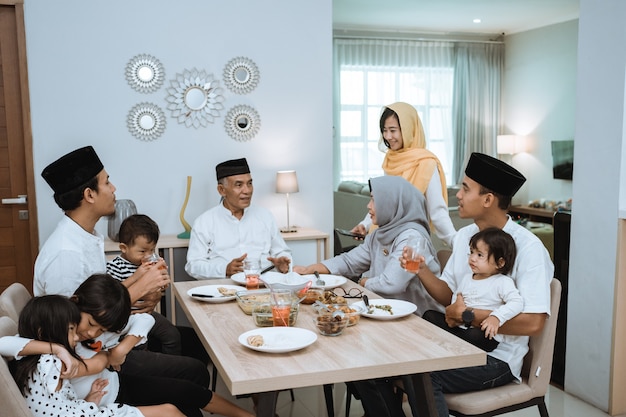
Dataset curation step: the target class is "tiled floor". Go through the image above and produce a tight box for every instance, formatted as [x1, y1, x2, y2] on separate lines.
[209, 373, 616, 417]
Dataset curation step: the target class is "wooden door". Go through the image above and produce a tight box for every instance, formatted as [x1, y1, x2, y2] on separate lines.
[0, 2, 38, 293]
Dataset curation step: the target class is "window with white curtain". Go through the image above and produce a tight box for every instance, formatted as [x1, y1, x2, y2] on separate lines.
[335, 39, 455, 185]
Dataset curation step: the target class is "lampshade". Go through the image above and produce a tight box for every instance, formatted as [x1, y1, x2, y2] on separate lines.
[276, 170, 299, 194]
[497, 135, 517, 154]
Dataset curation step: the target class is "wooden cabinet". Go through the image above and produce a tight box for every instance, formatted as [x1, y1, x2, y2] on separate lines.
[508, 205, 555, 224]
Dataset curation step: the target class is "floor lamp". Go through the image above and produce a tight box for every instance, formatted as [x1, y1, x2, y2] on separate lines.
[276, 170, 299, 233]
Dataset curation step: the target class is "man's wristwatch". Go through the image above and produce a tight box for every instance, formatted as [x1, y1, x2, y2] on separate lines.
[462, 308, 475, 327]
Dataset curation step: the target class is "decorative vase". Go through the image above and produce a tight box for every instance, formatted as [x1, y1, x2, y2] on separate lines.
[178, 176, 192, 239]
[107, 199, 137, 242]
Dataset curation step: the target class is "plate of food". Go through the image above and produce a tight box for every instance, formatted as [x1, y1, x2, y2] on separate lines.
[352, 299, 417, 320]
[301, 274, 348, 290]
[238, 327, 318, 353]
[187, 285, 241, 303]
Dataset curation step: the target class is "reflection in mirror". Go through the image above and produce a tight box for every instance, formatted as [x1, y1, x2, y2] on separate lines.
[237, 116, 250, 129]
[223, 57, 260, 94]
[234, 67, 250, 83]
[125, 54, 165, 93]
[184, 87, 208, 110]
[225, 105, 260, 142]
[166, 68, 225, 128]
[137, 65, 154, 82]
[127, 102, 166, 141]
[139, 114, 156, 130]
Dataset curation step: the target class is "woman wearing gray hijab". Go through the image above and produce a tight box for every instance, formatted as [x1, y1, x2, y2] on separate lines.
[295, 175, 442, 315]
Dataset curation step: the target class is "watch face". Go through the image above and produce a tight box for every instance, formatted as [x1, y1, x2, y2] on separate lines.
[462, 309, 474, 325]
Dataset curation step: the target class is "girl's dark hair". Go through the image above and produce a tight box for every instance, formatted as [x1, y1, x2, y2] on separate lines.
[379, 107, 399, 149]
[53, 176, 99, 211]
[469, 227, 517, 275]
[118, 214, 160, 246]
[71, 274, 131, 333]
[11, 295, 85, 394]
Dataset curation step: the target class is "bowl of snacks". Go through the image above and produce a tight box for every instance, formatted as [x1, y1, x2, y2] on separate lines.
[235, 289, 272, 315]
[252, 303, 300, 327]
[340, 303, 365, 327]
[313, 303, 350, 336]
[300, 288, 324, 305]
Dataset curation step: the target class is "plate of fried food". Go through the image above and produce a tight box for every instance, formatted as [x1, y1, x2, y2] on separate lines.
[351, 299, 417, 320]
[238, 327, 318, 353]
[187, 285, 241, 303]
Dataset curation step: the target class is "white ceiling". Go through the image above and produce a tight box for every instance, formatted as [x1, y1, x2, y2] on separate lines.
[333, 0, 580, 36]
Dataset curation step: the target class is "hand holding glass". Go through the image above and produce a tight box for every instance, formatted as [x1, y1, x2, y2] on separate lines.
[243, 258, 261, 290]
[142, 250, 166, 270]
[405, 237, 427, 273]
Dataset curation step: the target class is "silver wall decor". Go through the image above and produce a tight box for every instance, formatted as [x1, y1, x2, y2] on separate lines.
[125, 54, 165, 93]
[127, 102, 166, 141]
[166, 68, 225, 128]
[224, 104, 260, 142]
[223, 56, 260, 95]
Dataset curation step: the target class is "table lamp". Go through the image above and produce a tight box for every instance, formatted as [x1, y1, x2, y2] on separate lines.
[276, 170, 299, 232]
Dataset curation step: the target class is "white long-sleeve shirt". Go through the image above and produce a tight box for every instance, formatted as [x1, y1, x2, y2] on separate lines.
[185, 203, 291, 279]
[33, 215, 106, 297]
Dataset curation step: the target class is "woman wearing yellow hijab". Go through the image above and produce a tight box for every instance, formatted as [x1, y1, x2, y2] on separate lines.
[352, 102, 456, 247]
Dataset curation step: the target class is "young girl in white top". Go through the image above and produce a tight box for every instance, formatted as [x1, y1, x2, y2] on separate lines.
[2, 275, 254, 417]
[10, 294, 182, 417]
[423, 227, 524, 351]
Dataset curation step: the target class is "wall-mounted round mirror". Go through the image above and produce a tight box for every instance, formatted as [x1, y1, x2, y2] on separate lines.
[125, 54, 165, 94]
[166, 68, 225, 128]
[223, 57, 260, 95]
[127, 102, 166, 141]
[224, 104, 260, 141]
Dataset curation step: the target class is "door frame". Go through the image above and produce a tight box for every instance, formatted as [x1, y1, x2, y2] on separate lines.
[1, 0, 39, 285]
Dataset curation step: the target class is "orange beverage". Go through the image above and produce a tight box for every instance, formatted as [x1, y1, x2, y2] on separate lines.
[245, 273, 260, 290]
[272, 305, 291, 326]
[405, 258, 421, 273]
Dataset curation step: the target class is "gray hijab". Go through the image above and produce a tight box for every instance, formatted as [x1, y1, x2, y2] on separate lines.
[369, 176, 430, 246]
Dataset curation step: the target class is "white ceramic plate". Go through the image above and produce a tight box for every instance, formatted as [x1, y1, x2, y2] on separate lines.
[301, 274, 348, 290]
[352, 299, 417, 320]
[238, 327, 318, 353]
[187, 285, 241, 303]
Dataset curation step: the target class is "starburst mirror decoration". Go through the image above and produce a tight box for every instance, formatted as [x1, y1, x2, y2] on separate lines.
[223, 56, 260, 95]
[127, 102, 166, 141]
[125, 54, 165, 94]
[224, 104, 260, 142]
[165, 68, 225, 128]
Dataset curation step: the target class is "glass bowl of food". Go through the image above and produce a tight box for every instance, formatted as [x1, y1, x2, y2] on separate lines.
[235, 289, 272, 315]
[300, 288, 324, 305]
[313, 303, 350, 336]
[252, 303, 299, 327]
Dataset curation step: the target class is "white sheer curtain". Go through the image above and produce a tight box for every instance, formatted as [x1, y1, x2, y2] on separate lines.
[333, 37, 504, 187]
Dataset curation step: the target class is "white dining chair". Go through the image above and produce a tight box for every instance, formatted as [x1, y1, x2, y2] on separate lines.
[0, 282, 32, 323]
[445, 278, 562, 417]
[0, 316, 32, 416]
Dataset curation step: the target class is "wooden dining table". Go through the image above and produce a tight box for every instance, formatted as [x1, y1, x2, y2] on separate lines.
[174, 279, 485, 417]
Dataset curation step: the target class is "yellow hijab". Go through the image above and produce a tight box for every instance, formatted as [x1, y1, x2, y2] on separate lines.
[380, 102, 448, 205]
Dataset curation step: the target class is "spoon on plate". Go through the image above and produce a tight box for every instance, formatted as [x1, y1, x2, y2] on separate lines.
[314, 271, 326, 287]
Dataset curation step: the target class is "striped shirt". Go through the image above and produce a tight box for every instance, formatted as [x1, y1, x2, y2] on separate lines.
[106, 256, 138, 281]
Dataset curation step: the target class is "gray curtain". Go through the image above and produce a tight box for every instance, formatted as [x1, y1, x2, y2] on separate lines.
[452, 42, 504, 183]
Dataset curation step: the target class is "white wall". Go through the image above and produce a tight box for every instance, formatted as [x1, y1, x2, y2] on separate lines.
[503, 20, 578, 206]
[565, 0, 626, 410]
[23, 0, 334, 266]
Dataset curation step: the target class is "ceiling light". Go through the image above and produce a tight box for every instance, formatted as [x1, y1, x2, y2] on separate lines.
[473, 18, 481, 23]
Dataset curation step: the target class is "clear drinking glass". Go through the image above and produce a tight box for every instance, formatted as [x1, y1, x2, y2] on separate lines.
[243, 258, 261, 290]
[405, 237, 427, 273]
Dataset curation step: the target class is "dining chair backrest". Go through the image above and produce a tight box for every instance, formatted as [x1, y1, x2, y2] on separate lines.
[445, 278, 562, 417]
[437, 249, 452, 270]
[0, 316, 32, 417]
[0, 282, 32, 323]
